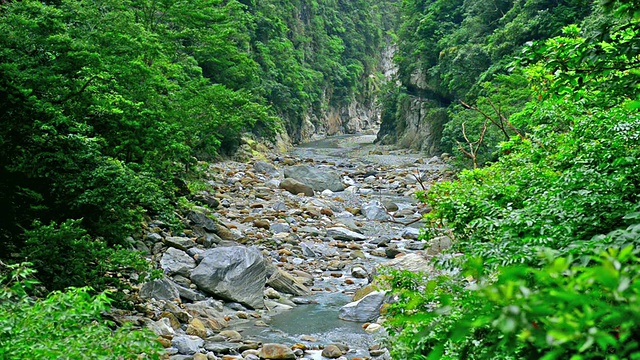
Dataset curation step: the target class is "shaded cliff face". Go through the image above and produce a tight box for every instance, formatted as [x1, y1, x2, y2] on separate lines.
[295, 41, 398, 144]
[376, 65, 447, 155]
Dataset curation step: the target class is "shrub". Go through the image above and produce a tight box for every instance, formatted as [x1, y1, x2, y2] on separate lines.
[0, 263, 163, 359]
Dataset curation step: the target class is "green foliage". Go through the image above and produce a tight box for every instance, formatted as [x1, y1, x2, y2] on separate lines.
[1, 0, 393, 293]
[0, 263, 163, 359]
[385, 1, 640, 359]
[384, 245, 640, 359]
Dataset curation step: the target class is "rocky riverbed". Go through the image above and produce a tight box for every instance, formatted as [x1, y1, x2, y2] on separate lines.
[121, 134, 453, 360]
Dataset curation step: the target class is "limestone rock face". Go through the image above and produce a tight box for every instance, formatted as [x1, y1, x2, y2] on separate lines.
[279, 178, 314, 197]
[190, 246, 267, 309]
[284, 165, 344, 192]
[338, 291, 386, 322]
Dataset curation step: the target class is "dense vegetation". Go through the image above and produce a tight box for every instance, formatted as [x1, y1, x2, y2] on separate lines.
[0, 0, 394, 293]
[384, 0, 640, 358]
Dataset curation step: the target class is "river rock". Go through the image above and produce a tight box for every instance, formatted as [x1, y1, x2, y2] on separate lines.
[270, 222, 291, 234]
[190, 246, 267, 309]
[253, 161, 278, 176]
[381, 199, 399, 212]
[338, 291, 386, 322]
[426, 235, 453, 255]
[267, 269, 311, 296]
[284, 165, 345, 192]
[186, 318, 207, 339]
[140, 277, 180, 302]
[361, 201, 392, 221]
[161, 247, 196, 277]
[172, 335, 204, 355]
[259, 343, 296, 360]
[379, 253, 432, 273]
[188, 210, 236, 240]
[175, 284, 206, 302]
[148, 317, 175, 337]
[164, 236, 196, 251]
[351, 266, 368, 279]
[326, 227, 367, 241]
[321, 345, 343, 358]
[279, 178, 314, 196]
[401, 227, 421, 240]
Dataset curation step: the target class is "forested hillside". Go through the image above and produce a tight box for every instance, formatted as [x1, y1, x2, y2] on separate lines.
[383, 0, 640, 358]
[0, 0, 396, 292]
[378, 0, 594, 160]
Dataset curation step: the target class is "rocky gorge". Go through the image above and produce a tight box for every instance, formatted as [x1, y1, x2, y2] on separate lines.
[122, 134, 454, 360]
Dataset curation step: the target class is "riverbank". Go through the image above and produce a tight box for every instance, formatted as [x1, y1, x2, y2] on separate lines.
[124, 134, 453, 360]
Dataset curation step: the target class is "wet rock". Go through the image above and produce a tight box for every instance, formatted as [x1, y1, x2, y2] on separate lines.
[279, 178, 314, 196]
[361, 201, 392, 221]
[321, 345, 343, 358]
[191, 246, 267, 309]
[172, 335, 204, 355]
[267, 269, 311, 296]
[284, 165, 345, 192]
[326, 227, 367, 241]
[259, 343, 296, 360]
[338, 291, 386, 322]
[161, 248, 196, 277]
[140, 277, 180, 302]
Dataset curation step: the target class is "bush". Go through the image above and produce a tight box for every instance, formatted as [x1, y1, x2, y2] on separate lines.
[384, 244, 640, 359]
[0, 263, 163, 359]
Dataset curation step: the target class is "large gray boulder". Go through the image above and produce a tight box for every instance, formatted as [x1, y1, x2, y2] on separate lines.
[284, 165, 344, 192]
[338, 291, 386, 322]
[160, 247, 196, 277]
[190, 246, 267, 309]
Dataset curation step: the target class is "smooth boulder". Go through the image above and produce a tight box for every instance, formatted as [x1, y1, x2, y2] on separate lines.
[190, 246, 267, 309]
[284, 165, 344, 192]
[338, 291, 386, 322]
[279, 178, 314, 196]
